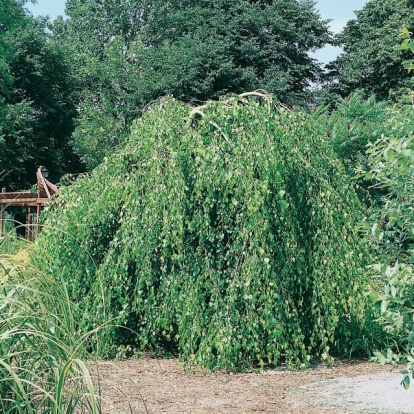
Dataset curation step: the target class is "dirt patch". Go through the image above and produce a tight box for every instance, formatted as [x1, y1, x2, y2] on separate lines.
[91, 358, 410, 413]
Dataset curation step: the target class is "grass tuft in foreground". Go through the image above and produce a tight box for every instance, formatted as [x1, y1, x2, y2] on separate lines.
[0, 236, 102, 414]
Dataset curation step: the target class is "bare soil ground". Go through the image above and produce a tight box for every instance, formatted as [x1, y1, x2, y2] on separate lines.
[92, 358, 412, 414]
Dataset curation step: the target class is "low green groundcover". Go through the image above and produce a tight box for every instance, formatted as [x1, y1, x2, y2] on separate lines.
[37, 93, 371, 370]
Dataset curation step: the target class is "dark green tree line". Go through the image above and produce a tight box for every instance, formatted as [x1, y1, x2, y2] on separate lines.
[0, 0, 83, 190]
[59, 0, 331, 168]
[326, 0, 414, 100]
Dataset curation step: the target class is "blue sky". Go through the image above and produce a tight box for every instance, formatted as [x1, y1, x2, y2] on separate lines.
[311, 0, 368, 63]
[25, 0, 368, 64]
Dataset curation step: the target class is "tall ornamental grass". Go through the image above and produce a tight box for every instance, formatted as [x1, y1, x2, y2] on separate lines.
[0, 234, 101, 414]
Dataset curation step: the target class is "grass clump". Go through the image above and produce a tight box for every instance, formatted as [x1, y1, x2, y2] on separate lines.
[0, 238, 101, 413]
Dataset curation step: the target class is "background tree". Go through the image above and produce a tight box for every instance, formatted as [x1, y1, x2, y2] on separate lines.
[142, 0, 329, 104]
[61, 0, 331, 169]
[0, 0, 30, 188]
[53, 0, 148, 168]
[0, 0, 83, 190]
[325, 0, 414, 100]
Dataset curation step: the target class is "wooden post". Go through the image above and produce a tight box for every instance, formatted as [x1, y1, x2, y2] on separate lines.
[1, 188, 5, 237]
[0, 203, 4, 238]
[26, 206, 31, 240]
[36, 203, 41, 237]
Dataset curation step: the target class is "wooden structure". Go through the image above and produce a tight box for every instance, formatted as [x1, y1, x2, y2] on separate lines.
[0, 166, 59, 239]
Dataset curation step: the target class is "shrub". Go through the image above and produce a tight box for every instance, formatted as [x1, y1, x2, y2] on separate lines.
[313, 92, 391, 205]
[37, 93, 371, 370]
[361, 103, 414, 386]
[361, 112, 414, 262]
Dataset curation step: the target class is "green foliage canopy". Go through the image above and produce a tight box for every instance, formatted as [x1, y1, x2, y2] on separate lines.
[326, 0, 414, 100]
[59, 0, 330, 168]
[37, 94, 371, 370]
[142, 0, 329, 103]
[315, 93, 389, 174]
[313, 93, 391, 206]
[0, 1, 83, 190]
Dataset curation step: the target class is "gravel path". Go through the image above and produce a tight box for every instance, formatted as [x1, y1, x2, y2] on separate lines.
[287, 371, 414, 413]
[91, 359, 413, 413]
